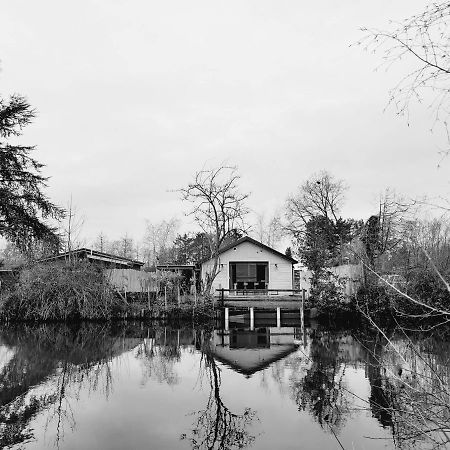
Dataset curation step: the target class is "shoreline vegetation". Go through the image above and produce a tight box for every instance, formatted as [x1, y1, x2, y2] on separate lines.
[1, 260, 449, 329]
[0, 261, 215, 323]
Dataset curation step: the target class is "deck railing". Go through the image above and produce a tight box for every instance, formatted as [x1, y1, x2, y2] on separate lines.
[216, 288, 306, 306]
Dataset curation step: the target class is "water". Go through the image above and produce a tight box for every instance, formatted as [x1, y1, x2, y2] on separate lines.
[0, 319, 449, 449]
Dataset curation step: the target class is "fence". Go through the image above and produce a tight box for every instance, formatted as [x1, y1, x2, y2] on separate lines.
[105, 269, 158, 294]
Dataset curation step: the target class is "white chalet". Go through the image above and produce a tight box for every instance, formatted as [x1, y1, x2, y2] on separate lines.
[201, 236, 297, 297]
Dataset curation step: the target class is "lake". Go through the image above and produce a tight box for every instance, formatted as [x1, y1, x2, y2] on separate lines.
[0, 316, 449, 449]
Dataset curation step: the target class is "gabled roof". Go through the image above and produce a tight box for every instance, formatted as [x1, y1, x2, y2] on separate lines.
[205, 236, 297, 264]
[212, 344, 299, 377]
[39, 248, 144, 267]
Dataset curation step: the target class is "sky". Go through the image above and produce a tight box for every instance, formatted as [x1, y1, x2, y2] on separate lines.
[1, 0, 448, 247]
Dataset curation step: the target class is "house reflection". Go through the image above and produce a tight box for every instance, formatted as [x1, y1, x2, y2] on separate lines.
[211, 327, 301, 377]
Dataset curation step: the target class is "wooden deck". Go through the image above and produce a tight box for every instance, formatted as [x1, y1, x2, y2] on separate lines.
[220, 297, 303, 309]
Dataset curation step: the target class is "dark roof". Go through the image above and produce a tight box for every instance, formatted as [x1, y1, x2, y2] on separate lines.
[212, 344, 299, 377]
[156, 264, 197, 271]
[39, 248, 144, 267]
[204, 236, 297, 264]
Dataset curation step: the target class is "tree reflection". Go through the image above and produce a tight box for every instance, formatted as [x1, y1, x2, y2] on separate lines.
[181, 330, 257, 450]
[363, 332, 397, 429]
[362, 329, 450, 449]
[0, 393, 57, 448]
[290, 329, 349, 433]
[136, 327, 182, 385]
[0, 323, 138, 448]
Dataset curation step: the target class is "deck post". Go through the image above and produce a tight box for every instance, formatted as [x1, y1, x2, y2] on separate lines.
[220, 288, 224, 307]
[300, 295, 304, 324]
[224, 307, 229, 331]
[250, 307, 254, 331]
[276, 307, 281, 329]
[300, 290, 305, 343]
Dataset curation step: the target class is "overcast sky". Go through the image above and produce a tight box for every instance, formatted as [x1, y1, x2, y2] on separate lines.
[1, 0, 447, 246]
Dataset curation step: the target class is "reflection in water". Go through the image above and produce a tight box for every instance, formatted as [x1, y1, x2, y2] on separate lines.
[0, 321, 448, 449]
[292, 329, 350, 434]
[181, 329, 257, 450]
[136, 328, 184, 386]
[361, 331, 450, 449]
[0, 323, 131, 448]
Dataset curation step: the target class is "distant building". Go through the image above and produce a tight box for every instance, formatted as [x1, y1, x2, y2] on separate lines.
[39, 248, 144, 270]
[200, 236, 297, 296]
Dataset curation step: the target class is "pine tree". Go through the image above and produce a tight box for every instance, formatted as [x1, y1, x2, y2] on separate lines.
[0, 94, 63, 252]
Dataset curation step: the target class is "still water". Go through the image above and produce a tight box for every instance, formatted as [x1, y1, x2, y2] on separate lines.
[0, 317, 449, 449]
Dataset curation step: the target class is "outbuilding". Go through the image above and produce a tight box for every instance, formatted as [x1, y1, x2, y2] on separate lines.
[201, 236, 297, 297]
[39, 248, 144, 270]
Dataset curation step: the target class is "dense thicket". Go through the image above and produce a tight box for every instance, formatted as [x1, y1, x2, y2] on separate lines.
[0, 261, 122, 320]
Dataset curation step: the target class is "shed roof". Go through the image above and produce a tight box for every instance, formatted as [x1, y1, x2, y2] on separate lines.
[205, 236, 297, 264]
[39, 248, 144, 267]
[156, 264, 197, 271]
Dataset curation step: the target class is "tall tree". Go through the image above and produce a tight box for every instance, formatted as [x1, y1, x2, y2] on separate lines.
[62, 196, 84, 259]
[285, 171, 353, 269]
[299, 216, 355, 287]
[285, 171, 347, 240]
[361, 189, 415, 271]
[0, 95, 63, 252]
[179, 164, 249, 296]
[172, 232, 211, 265]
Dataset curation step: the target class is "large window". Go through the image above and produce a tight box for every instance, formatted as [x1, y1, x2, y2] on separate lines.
[230, 262, 268, 289]
[235, 263, 257, 281]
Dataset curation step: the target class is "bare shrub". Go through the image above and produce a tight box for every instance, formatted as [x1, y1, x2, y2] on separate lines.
[1, 261, 122, 320]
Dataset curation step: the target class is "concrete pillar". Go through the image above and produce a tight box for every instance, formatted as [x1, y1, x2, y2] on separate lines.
[276, 307, 281, 329]
[250, 307, 254, 331]
[224, 307, 229, 331]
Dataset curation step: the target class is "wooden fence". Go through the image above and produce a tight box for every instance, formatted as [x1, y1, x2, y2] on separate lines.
[105, 269, 158, 293]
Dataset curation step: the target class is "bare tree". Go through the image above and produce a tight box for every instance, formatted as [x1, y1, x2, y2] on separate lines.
[361, 189, 416, 271]
[119, 233, 135, 259]
[255, 211, 284, 247]
[285, 171, 347, 239]
[93, 232, 108, 253]
[358, 2, 450, 157]
[179, 165, 250, 296]
[254, 211, 284, 248]
[142, 218, 179, 268]
[63, 197, 84, 262]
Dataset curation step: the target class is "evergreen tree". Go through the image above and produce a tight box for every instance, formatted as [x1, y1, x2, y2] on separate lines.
[0, 95, 63, 252]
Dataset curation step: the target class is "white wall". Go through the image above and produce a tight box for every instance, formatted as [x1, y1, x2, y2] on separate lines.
[201, 241, 293, 296]
[293, 263, 363, 298]
[329, 264, 363, 297]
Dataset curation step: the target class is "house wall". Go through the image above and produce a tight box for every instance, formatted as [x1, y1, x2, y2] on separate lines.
[201, 241, 293, 296]
[293, 263, 363, 298]
[329, 263, 363, 297]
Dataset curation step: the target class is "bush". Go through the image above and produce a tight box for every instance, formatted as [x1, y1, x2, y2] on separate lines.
[400, 269, 450, 315]
[356, 285, 393, 316]
[0, 261, 124, 321]
[309, 271, 352, 316]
